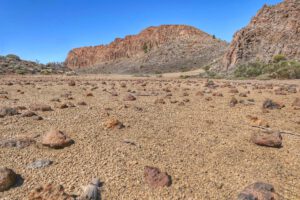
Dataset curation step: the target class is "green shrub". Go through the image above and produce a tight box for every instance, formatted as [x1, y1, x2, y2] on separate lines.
[273, 54, 286, 63]
[6, 54, 21, 61]
[15, 69, 27, 75]
[234, 60, 300, 79]
[142, 43, 148, 53]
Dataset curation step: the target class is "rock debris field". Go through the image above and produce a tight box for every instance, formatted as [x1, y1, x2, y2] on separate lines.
[0, 75, 299, 200]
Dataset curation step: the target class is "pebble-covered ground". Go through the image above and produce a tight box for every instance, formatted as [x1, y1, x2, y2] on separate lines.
[0, 75, 299, 200]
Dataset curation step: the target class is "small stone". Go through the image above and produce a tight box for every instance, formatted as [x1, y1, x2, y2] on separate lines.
[0, 167, 17, 192]
[292, 98, 300, 107]
[68, 80, 76, 86]
[229, 88, 239, 93]
[77, 101, 87, 106]
[144, 166, 171, 188]
[27, 159, 53, 169]
[29, 104, 52, 112]
[79, 178, 101, 200]
[0, 138, 36, 148]
[205, 97, 212, 101]
[86, 93, 93, 97]
[246, 115, 269, 127]
[32, 116, 43, 120]
[154, 98, 166, 104]
[0, 107, 19, 117]
[239, 92, 247, 97]
[21, 111, 37, 117]
[195, 91, 204, 96]
[41, 129, 74, 149]
[123, 94, 136, 101]
[104, 118, 125, 129]
[237, 182, 276, 200]
[251, 131, 282, 148]
[28, 184, 75, 200]
[230, 97, 238, 107]
[262, 99, 284, 109]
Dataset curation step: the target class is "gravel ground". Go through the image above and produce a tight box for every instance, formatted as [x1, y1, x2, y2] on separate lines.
[0, 75, 299, 200]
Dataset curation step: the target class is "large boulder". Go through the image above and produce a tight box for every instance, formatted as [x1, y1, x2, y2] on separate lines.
[41, 129, 74, 149]
[0, 167, 17, 192]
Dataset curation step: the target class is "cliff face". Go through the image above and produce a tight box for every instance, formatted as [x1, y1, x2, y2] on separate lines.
[221, 0, 300, 71]
[65, 25, 228, 73]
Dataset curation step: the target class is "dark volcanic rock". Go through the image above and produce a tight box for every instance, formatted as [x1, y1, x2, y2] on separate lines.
[0, 167, 17, 192]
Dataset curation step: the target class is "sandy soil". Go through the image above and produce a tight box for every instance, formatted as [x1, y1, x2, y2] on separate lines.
[0, 75, 299, 200]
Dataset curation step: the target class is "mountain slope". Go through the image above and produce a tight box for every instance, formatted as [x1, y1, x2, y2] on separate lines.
[65, 25, 228, 74]
[219, 0, 300, 72]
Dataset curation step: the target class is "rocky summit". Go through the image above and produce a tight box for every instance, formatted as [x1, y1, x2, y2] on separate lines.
[65, 25, 228, 74]
[219, 0, 300, 71]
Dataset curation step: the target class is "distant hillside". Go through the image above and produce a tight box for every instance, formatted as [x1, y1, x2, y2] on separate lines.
[0, 54, 69, 75]
[65, 25, 228, 74]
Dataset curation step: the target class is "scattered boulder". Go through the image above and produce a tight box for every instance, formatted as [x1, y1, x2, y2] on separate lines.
[123, 94, 136, 101]
[229, 88, 239, 94]
[0, 138, 36, 149]
[41, 129, 74, 149]
[78, 101, 87, 106]
[79, 178, 101, 200]
[32, 115, 43, 121]
[86, 93, 93, 97]
[251, 131, 282, 148]
[21, 111, 37, 117]
[104, 118, 125, 129]
[27, 159, 53, 169]
[0, 107, 19, 118]
[292, 98, 300, 107]
[246, 115, 269, 127]
[0, 167, 17, 192]
[229, 97, 238, 107]
[237, 182, 276, 200]
[68, 80, 76, 86]
[262, 99, 284, 110]
[144, 166, 171, 188]
[28, 184, 75, 200]
[29, 104, 52, 112]
[195, 91, 204, 96]
[154, 98, 166, 104]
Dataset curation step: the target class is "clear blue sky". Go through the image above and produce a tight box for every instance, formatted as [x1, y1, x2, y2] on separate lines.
[0, 0, 282, 63]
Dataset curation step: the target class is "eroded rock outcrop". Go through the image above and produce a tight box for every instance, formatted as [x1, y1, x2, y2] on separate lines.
[65, 25, 228, 73]
[220, 0, 300, 71]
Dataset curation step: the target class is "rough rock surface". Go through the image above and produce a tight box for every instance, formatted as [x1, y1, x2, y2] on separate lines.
[65, 25, 228, 74]
[251, 131, 282, 148]
[41, 129, 74, 149]
[28, 184, 75, 200]
[237, 182, 276, 200]
[220, 0, 300, 71]
[0, 167, 17, 192]
[0, 137, 36, 149]
[144, 166, 171, 188]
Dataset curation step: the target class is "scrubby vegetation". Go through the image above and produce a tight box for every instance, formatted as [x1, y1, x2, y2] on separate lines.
[234, 55, 300, 79]
[0, 54, 69, 75]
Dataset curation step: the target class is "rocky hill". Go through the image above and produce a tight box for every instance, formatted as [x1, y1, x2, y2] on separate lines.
[0, 54, 68, 75]
[65, 25, 228, 74]
[219, 0, 300, 72]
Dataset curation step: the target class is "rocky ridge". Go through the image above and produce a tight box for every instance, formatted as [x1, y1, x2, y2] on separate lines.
[219, 0, 300, 71]
[65, 25, 228, 74]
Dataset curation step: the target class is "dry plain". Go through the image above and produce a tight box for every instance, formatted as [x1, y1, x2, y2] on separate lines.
[0, 75, 300, 200]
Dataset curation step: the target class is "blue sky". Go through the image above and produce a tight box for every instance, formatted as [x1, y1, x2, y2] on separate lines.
[0, 0, 282, 63]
